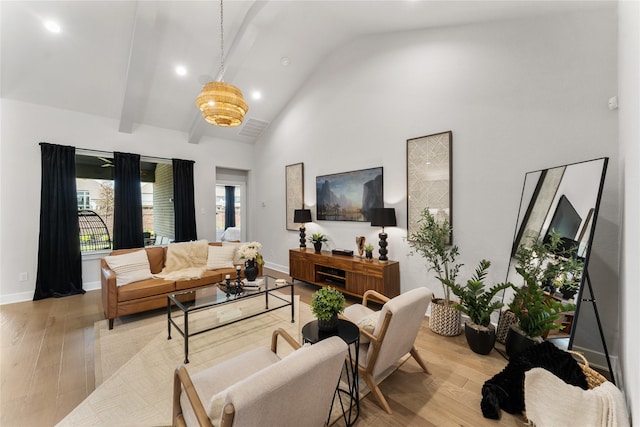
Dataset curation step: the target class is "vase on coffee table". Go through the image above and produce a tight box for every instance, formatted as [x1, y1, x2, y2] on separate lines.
[244, 259, 259, 282]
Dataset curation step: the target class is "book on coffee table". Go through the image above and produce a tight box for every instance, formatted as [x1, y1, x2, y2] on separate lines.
[242, 278, 264, 289]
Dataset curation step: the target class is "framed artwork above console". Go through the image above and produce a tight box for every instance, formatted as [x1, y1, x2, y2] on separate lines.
[316, 167, 383, 222]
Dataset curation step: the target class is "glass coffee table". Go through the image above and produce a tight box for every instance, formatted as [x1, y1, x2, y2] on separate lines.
[167, 275, 294, 363]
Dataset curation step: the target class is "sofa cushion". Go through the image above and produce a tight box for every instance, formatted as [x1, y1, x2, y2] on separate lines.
[174, 269, 236, 291]
[108, 246, 165, 274]
[206, 245, 236, 270]
[222, 241, 243, 265]
[118, 277, 175, 302]
[104, 249, 153, 286]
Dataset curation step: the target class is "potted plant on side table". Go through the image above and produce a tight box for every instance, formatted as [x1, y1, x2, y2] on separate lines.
[407, 208, 462, 337]
[309, 233, 328, 253]
[442, 259, 513, 354]
[311, 286, 346, 331]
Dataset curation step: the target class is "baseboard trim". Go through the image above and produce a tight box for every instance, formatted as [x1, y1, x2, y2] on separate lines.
[0, 281, 101, 305]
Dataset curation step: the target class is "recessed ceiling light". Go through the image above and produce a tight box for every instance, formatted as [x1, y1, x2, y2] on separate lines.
[44, 20, 61, 33]
[280, 57, 291, 67]
[175, 65, 187, 76]
[251, 91, 262, 100]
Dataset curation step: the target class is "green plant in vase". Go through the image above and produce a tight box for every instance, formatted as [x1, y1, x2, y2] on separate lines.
[309, 233, 328, 253]
[364, 243, 375, 260]
[311, 286, 345, 331]
[407, 207, 462, 336]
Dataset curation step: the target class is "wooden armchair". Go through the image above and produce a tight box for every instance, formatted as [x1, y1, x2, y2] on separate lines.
[173, 328, 347, 427]
[342, 287, 433, 414]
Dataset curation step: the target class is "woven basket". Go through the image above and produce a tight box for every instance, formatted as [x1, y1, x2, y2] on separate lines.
[568, 350, 608, 389]
[429, 299, 462, 336]
[496, 309, 518, 344]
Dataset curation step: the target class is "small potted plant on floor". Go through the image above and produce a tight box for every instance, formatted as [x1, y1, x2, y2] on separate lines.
[309, 233, 328, 253]
[311, 286, 345, 331]
[407, 207, 462, 336]
[442, 259, 513, 354]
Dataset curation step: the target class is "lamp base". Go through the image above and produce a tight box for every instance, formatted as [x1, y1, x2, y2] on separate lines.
[378, 232, 389, 262]
[299, 226, 307, 249]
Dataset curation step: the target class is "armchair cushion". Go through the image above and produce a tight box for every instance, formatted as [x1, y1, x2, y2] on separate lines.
[354, 311, 380, 344]
[181, 347, 281, 427]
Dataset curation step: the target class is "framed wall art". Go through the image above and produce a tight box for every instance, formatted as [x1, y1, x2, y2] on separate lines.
[285, 162, 304, 231]
[407, 131, 452, 240]
[316, 167, 383, 222]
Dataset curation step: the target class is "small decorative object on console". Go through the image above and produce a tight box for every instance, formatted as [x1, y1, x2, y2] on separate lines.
[356, 236, 366, 256]
[332, 249, 354, 256]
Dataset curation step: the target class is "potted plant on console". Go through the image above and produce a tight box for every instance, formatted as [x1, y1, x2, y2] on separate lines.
[309, 233, 328, 253]
[442, 259, 512, 354]
[311, 286, 346, 331]
[238, 241, 264, 282]
[407, 207, 462, 337]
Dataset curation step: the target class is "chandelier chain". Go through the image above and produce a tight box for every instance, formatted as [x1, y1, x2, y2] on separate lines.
[220, 0, 225, 80]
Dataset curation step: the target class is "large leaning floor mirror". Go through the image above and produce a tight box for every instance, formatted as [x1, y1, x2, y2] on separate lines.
[499, 157, 613, 381]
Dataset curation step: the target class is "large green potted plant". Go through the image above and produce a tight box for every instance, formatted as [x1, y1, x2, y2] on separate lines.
[505, 232, 577, 356]
[311, 286, 345, 331]
[442, 259, 513, 354]
[407, 208, 462, 336]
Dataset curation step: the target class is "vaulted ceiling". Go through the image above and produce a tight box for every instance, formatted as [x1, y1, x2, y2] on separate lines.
[0, 1, 613, 144]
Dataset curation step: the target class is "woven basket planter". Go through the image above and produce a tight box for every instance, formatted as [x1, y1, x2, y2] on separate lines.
[496, 309, 518, 344]
[429, 299, 462, 336]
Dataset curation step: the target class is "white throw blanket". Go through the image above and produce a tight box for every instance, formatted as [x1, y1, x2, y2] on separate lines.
[524, 367, 629, 427]
[155, 240, 209, 280]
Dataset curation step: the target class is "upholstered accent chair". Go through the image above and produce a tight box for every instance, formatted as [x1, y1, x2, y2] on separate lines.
[342, 287, 433, 414]
[172, 328, 348, 427]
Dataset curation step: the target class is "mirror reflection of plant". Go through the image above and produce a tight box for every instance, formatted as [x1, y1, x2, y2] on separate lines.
[407, 208, 461, 305]
[515, 230, 584, 294]
[443, 259, 513, 327]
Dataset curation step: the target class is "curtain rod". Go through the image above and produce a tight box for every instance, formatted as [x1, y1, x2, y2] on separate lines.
[75, 147, 173, 163]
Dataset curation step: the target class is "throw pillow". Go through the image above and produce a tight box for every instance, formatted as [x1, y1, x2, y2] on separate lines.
[207, 390, 228, 427]
[104, 249, 152, 286]
[222, 241, 243, 265]
[356, 311, 380, 344]
[207, 245, 237, 270]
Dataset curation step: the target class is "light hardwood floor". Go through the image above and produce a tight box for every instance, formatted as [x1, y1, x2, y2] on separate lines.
[0, 269, 525, 427]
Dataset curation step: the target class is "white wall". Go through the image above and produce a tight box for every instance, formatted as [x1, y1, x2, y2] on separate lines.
[0, 99, 255, 303]
[618, 0, 639, 422]
[254, 8, 619, 356]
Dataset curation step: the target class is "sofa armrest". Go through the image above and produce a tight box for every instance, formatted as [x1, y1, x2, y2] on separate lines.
[100, 260, 118, 329]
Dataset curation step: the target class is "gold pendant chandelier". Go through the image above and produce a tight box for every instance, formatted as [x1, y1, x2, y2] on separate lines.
[195, 0, 248, 127]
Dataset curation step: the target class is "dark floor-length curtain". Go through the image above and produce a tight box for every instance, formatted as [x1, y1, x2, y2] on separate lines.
[113, 152, 144, 249]
[34, 143, 85, 300]
[173, 159, 197, 242]
[224, 185, 236, 229]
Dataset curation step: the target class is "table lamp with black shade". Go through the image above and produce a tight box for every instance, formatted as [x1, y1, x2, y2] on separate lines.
[293, 209, 312, 249]
[370, 208, 396, 263]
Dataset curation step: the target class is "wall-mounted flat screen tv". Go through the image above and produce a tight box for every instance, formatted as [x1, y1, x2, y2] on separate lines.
[316, 167, 383, 222]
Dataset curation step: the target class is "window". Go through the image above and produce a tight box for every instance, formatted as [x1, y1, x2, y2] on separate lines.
[77, 190, 91, 210]
[75, 153, 174, 252]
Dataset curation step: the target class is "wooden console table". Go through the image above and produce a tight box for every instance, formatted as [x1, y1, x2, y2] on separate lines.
[289, 249, 400, 298]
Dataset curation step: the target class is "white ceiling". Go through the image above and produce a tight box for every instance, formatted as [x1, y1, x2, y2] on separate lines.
[0, 1, 614, 144]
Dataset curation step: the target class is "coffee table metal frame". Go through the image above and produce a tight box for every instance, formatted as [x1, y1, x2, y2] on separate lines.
[302, 319, 360, 426]
[167, 276, 294, 363]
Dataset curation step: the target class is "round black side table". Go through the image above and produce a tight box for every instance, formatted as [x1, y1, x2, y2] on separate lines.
[302, 319, 360, 426]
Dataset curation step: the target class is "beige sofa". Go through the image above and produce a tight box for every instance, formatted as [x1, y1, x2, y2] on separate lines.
[101, 243, 261, 329]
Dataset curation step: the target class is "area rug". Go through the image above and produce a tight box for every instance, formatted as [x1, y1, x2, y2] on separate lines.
[59, 294, 305, 426]
[58, 294, 406, 426]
